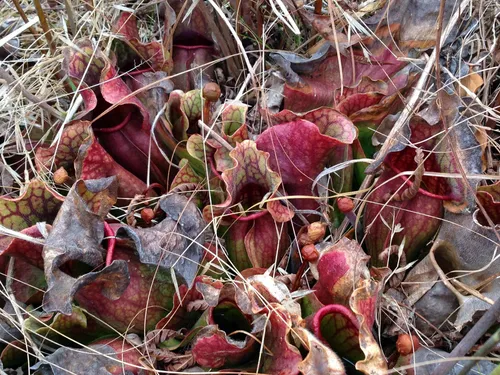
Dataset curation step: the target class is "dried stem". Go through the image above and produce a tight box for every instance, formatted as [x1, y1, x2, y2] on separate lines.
[63, 0, 77, 35]
[11, 0, 44, 47]
[33, 0, 56, 54]
[0, 67, 63, 120]
[457, 326, 500, 375]
[431, 296, 500, 375]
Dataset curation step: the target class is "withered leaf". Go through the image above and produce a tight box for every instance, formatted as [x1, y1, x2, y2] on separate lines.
[42, 178, 130, 315]
[117, 193, 206, 287]
[32, 344, 119, 375]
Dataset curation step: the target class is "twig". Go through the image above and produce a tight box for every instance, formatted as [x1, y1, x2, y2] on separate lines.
[33, 0, 56, 54]
[450, 279, 494, 305]
[431, 296, 500, 375]
[0, 67, 64, 120]
[457, 326, 500, 375]
[198, 120, 234, 151]
[63, 0, 77, 36]
[11, 0, 44, 47]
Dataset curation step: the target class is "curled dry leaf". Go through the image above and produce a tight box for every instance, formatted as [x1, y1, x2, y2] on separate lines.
[401, 208, 500, 332]
[117, 193, 207, 287]
[295, 327, 345, 375]
[31, 344, 129, 375]
[365, 0, 457, 50]
[350, 279, 387, 374]
[42, 178, 130, 316]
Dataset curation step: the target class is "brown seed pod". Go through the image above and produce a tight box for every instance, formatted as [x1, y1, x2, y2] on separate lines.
[202, 82, 221, 102]
[141, 208, 155, 225]
[396, 333, 421, 356]
[301, 244, 319, 262]
[53, 167, 69, 185]
[337, 197, 354, 213]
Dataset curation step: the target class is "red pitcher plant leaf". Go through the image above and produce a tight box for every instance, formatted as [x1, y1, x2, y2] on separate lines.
[364, 117, 445, 264]
[256, 116, 356, 211]
[91, 336, 154, 375]
[36, 121, 147, 198]
[191, 324, 255, 368]
[212, 101, 250, 171]
[191, 299, 255, 368]
[74, 242, 175, 334]
[310, 238, 370, 306]
[170, 159, 204, 192]
[0, 180, 63, 250]
[156, 276, 223, 331]
[260, 303, 303, 375]
[212, 140, 293, 270]
[312, 304, 365, 367]
[62, 40, 172, 189]
[77, 193, 206, 333]
[167, 0, 222, 92]
[272, 46, 407, 113]
[0, 180, 62, 303]
[190, 280, 256, 368]
[365, 108, 482, 263]
[1, 226, 48, 304]
[24, 306, 88, 343]
[165, 89, 203, 141]
[62, 39, 105, 116]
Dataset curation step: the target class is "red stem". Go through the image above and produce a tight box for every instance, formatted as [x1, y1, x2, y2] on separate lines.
[386, 163, 454, 201]
[228, 209, 269, 222]
[142, 183, 165, 197]
[93, 111, 132, 133]
[104, 222, 116, 266]
[209, 156, 222, 180]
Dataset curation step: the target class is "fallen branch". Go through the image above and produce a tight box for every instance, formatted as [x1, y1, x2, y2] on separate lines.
[431, 296, 500, 375]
